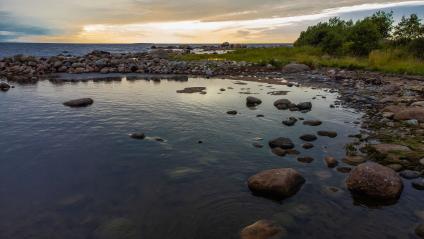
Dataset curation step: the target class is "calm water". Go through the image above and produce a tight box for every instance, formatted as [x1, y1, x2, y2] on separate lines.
[0, 77, 422, 239]
[0, 43, 290, 58]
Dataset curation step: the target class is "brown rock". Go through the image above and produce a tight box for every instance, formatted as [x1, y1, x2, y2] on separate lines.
[240, 220, 285, 239]
[324, 156, 338, 168]
[248, 168, 305, 199]
[297, 156, 314, 163]
[343, 155, 366, 166]
[346, 162, 403, 199]
[303, 120, 322, 126]
[384, 106, 424, 122]
[370, 144, 411, 154]
[317, 131, 337, 138]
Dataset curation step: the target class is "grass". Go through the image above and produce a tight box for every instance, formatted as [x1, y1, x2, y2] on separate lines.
[175, 46, 424, 75]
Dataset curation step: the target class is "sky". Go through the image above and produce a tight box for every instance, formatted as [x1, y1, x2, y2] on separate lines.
[0, 0, 423, 43]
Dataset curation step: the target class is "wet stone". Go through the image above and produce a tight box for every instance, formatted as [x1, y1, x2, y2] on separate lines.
[303, 120, 322, 126]
[129, 132, 145, 140]
[240, 219, 286, 239]
[227, 110, 238, 115]
[300, 134, 317, 142]
[298, 156, 314, 163]
[324, 156, 338, 168]
[412, 179, 424, 190]
[317, 131, 338, 138]
[302, 143, 314, 149]
[269, 137, 294, 149]
[399, 170, 421, 179]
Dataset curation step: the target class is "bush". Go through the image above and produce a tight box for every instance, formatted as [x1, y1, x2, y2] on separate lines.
[409, 38, 424, 59]
[348, 19, 382, 56]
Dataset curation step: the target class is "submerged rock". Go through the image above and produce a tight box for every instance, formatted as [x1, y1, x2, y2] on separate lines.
[272, 148, 287, 157]
[129, 132, 145, 139]
[303, 120, 322, 126]
[246, 96, 262, 106]
[299, 134, 317, 142]
[227, 110, 238, 115]
[412, 179, 424, 190]
[268, 137, 294, 149]
[297, 156, 314, 163]
[282, 117, 297, 126]
[240, 219, 286, 239]
[93, 218, 138, 239]
[302, 143, 314, 149]
[346, 162, 403, 200]
[176, 87, 206, 94]
[63, 98, 94, 107]
[399, 170, 421, 179]
[248, 168, 305, 199]
[317, 131, 337, 138]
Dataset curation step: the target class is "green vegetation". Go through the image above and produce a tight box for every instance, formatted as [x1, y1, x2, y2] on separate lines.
[177, 11, 424, 75]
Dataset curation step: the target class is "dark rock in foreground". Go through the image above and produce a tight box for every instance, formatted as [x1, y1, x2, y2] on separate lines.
[248, 168, 305, 199]
[63, 98, 94, 107]
[269, 137, 294, 149]
[346, 162, 403, 200]
[246, 96, 262, 106]
[240, 219, 286, 239]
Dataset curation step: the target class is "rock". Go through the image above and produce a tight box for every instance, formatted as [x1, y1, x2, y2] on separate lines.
[129, 132, 145, 139]
[286, 149, 300, 155]
[257, 114, 265, 117]
[420, 158, 424, 166]
[273, 99, 291, 110]
[271, 148, 287, 157]
[282, 63, 311, 73]
[0, 82, 11, 91]
[176, 87, 206, 94]
[386, 164, 403, 172]
[268, 137, 294, 149]
[416, 224, 424, 239]
[248, 168, 305, 199]
[246, 96, 262, 106]
[405, 119, 419, 126]
[302, 143, 314, 149]
[299, 134, 317, 142]
[94, 218, 138, 239]
[346, 162, 403, 200]
[370, 144, 411, 154]
[227, 110, 238, 115]
[317, 131, 337, 138]
[298, 156, 314, 163]
[297, 102, 312, 111]
[303, 120, 322, 126]
[399, 170, 421, 179]
[336, 167, 352, 173]
[63, 98, 94, 107]
[382, 112, 394, 119]
[412, 101, 424, 107]
[324, 156, 338, 168]
[412, 179, 424, 190]
[253, 142, 264, 148]
[240, 220, 285, 239]
[385, 106, 424, 123]
[343, 155, 366, 166]
[282, 117, 297, 126]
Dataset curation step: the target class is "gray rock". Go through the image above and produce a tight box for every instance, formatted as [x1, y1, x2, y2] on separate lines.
[282, 117, 297, 126]
[0, 82, 11, 91]
[412, 179, 424, 190]
[399, 170, 421, 179]
[273, 99, 291, 110]
[246, 96, 262, 106]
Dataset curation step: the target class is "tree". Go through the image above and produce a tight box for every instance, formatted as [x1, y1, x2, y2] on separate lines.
[348, 19, 382, 56]
[393, 14, 423, 43]
[367, 11, 394, 39]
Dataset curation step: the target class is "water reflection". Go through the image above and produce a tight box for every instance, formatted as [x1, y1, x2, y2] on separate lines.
[0, 76, 420, 239]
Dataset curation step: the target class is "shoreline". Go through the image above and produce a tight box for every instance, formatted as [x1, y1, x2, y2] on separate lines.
[1, 50, 423, 171]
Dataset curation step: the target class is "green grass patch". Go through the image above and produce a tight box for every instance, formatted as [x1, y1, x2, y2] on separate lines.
[175, 46, 424, 75]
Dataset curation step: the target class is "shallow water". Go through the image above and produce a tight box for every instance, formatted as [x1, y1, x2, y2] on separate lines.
[0, 77, 421, 239]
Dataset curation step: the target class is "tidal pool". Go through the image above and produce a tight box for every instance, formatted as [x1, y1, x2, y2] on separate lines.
[0, 76, 421, 239]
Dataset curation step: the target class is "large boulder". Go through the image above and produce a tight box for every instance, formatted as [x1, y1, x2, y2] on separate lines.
[268, 137, 294, 149]
[346, 162, 403, 200]
[248, 168, 305, 199]
[63, 98, 94, 107]
[282, 63, 311, 73]
[246, 96, 262, 106]
[240, 220, 285, 239]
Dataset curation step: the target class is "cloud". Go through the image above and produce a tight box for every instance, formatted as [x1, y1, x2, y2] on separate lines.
[0, 0, 423, 42]
[0, 11, 54, 41]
